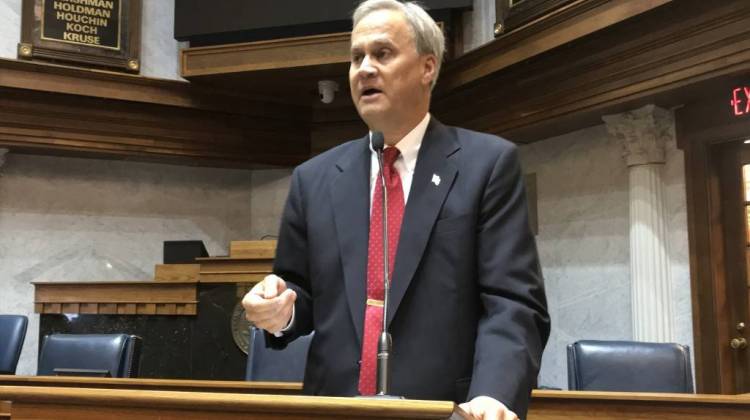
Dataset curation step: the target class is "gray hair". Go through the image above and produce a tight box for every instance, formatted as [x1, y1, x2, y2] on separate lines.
[353, 0, 445, 89]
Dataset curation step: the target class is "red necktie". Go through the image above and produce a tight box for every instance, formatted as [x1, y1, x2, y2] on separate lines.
[358, 147, 405, 395]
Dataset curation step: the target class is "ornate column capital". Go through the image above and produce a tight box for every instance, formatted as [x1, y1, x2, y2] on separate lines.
[0, 148, 7, 169]
[603, 105, 674, 167]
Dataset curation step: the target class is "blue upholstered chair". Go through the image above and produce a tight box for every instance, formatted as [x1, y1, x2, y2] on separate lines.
[245, 327, 313, 382]
[37, 333, 142, 378]
[567, 340, 693, 393]
[0, 315, 28, 374]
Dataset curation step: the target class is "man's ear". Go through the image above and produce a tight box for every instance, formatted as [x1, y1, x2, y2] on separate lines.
[422, 54, 437, 87]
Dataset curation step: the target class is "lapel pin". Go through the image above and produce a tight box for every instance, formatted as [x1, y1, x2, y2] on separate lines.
[431, 174, 441, 186]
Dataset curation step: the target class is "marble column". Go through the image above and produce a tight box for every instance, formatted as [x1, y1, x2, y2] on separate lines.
[603, 105, 675, 343]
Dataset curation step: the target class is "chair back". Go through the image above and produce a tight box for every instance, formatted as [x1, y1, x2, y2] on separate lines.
[567, 340, 693, 393]
[37, 333, 142, 378]
[245, 328, 313, 382]
[0, 315, 28, 374]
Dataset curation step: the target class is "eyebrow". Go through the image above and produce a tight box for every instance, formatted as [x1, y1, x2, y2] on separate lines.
[350, 37, 396, 52]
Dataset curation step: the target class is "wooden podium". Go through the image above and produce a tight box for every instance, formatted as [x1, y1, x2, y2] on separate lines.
[2, 377, 750, 419]
[0, 385, 466, 420]
[31, 240, 280, 380]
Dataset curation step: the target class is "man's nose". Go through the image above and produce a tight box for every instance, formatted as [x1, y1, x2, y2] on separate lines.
[358, 55, 377, 77]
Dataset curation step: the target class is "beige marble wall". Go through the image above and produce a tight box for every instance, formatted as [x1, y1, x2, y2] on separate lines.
[248, 169, 292, 240]
[462, 0, 495, 53]
[518, 123, 692, 389]
[0, 153, 258, 374]
[141, 0, 185, 80]
[663, 124, 693, 357]
[0, 0, 21, 59]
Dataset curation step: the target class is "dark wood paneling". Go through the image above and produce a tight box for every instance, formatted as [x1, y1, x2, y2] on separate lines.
[435, 0, 750, 142]
[182, 33, 351, 78]
[503, 0, 577, 32]
[676, 79, 750, 393]
[0, 57, 313, 167]
[0, 58, 301, 115]
[440, 0, 672, 92]
[6, 0, 749, 165]
[717, 140, 750, 393]
[0, 84, 310, 167]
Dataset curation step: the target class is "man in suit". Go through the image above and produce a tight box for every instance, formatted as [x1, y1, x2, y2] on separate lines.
[242, 1, 550, 419]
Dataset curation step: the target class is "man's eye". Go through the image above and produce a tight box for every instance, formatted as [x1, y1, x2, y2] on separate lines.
[377, 49, 391, 59]
[351, 54, 363, 63]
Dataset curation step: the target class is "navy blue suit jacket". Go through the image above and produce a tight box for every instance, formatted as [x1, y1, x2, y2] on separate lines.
[268, 118, 550, 418]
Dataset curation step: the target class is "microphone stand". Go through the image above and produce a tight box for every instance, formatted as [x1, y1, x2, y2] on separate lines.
[363, 133, 402, 399]
[375, 146, 394, 397]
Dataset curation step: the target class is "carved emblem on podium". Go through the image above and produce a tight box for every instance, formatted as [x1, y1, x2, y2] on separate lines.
[231, 301, 252, 355]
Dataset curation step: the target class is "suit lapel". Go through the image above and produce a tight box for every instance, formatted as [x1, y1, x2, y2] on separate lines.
[388, 118, 459, 326]
[331, 136, 371, 345]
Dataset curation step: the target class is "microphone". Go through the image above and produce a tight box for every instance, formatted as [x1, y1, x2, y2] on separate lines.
[370, 132, 400, 398]
[371, 131, 385, 153]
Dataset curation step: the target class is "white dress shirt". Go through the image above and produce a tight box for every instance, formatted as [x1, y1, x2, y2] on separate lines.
[369, 112, 430, 206]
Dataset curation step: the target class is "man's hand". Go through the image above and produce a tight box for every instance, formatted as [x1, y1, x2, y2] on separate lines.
[459, 396, 518, 420]
[241, 274, 296, 334]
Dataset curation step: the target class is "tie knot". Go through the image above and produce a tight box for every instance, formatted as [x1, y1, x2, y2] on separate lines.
[383, 147, 400, 168]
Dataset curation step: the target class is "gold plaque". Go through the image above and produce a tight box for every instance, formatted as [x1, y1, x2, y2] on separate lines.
[19, 0, 141, 72]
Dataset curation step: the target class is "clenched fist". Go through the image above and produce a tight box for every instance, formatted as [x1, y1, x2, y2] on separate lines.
[242, 274, 297, 334]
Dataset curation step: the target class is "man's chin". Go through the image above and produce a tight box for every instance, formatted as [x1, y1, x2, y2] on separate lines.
[356, 107, 388, 130]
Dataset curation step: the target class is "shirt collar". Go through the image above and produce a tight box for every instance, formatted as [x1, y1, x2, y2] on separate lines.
[368, 112, 430, 173]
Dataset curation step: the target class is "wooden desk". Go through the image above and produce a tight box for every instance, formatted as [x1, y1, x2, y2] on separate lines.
[0, 377, 301, 420]
[3, 379, 750, 419]
[0, 401, 9, 420]
[0, 375, 301, 394]
[196, 240, 275, 283]
[528, 390, 750, 419]
[0, 386, 464, 420]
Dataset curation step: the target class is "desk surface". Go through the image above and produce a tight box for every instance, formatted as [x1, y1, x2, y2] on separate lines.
[532, 388, 750, 404]
[0, 375, 301, 394]
[529, 389, 750, 419]
[4, 376, 750, 404]
[2, 377, 750, 419]
[0, 385, 463, 420]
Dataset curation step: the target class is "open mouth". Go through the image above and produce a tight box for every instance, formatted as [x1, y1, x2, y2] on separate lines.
[361, 88, 382, 98]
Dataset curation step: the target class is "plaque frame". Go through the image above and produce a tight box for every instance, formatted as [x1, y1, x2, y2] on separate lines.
[19, 0, 142, 73]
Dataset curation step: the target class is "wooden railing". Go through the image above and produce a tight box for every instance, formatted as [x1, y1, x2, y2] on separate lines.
[0, 375, 301, 394]
[0, 385, 464, 420]
[1, 381, 750, 420]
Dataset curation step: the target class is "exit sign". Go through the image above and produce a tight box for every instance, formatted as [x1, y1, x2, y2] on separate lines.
[730, 87, 750, 116]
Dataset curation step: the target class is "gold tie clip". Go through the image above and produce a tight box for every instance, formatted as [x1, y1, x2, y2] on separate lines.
[366, 298, 384, 307]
